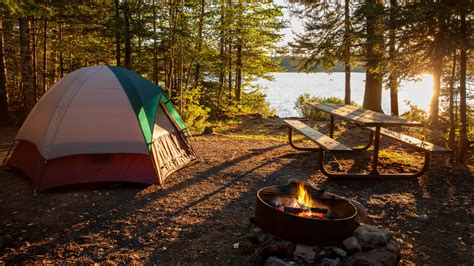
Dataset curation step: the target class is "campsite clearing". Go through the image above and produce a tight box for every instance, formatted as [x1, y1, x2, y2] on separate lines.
[0, 115, 472, 264]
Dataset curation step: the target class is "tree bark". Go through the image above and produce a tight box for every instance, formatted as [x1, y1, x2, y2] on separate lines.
[32, 17, 37, 97]
[59, 21, 64, 78]
[362, 0, 384, 113]
[448, 51, 456, 161]
[193, 0, 205, 89]
[228, 38, 232, 102]
[115, 0, 121, 66]
[19, 17, 35, 116]
[152, 0, 158, 84]
[388, 0, 398, 116]
[429, 54, 442, 127]
[344, 0, 351, 105]
[217, 0, 226, 111]
[124, 2, 131, 68]
[0, 12, 8, 124]
[458, 5, 468, 163]
[235, 32, 242, 102]
[41, 17, 47, 95]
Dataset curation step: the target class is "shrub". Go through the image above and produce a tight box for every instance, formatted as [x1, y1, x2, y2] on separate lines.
[295, 93, 357, 120]
[180, 87, 211, 134]
[239, 88, 276, 117]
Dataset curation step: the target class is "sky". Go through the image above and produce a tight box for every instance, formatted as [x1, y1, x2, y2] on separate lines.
[275, 0, 304, 47]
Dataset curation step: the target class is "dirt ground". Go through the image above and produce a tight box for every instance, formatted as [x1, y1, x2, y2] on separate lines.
[0, 116, 472, 264]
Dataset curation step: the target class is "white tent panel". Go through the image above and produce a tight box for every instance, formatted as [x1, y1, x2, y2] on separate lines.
[15, 67, 97, 152]
[43, 67, 148, 159]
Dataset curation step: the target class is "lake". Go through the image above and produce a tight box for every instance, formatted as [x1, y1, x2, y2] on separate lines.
[253, 72, 433, 117]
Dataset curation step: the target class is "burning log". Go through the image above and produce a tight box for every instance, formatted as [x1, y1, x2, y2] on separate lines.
[283, 206, 328, 215]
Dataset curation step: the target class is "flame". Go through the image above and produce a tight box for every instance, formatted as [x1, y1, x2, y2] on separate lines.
[294, 183, 327, 219]
[295, 183, 315, 208]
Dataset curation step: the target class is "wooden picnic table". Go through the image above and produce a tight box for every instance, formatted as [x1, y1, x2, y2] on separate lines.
[299, 103, 448, 178]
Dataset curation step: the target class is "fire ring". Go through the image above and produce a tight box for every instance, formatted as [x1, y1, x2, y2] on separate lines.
[255, 184, 358, 246]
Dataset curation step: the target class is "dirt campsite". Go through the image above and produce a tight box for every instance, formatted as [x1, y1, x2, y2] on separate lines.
[0, 115, 472, 264]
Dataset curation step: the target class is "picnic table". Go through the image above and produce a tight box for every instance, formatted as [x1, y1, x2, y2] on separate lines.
[283, 103, 451, 178]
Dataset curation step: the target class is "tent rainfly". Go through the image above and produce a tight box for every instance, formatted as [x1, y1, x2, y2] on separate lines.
[7, 66, 198, 191]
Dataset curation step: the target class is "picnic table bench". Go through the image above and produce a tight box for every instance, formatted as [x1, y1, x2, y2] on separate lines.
[283, 103, 451, 178]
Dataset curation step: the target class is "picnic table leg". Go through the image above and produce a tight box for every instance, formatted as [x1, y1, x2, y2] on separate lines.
[318, 148, 430, 178]
[369, 126, 381, 175]
[352, 131, 373, 152]
[287, 127, 320, 151]
[329, 115, 335, 138]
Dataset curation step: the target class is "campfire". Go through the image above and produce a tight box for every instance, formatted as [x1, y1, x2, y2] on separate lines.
[273, 183, 332, 219]
[254, 183, 358, 246]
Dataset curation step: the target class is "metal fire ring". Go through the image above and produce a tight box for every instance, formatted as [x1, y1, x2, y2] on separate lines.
[255, 184, 358, 246]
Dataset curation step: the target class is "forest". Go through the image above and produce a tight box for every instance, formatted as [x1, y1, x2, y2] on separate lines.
[0, 1, 473, 264]
[0, 0, 471, 162]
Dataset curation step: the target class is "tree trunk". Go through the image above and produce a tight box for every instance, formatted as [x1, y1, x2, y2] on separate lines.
[124, 2, 131, 68]
[193, 0, 205, 89]
[228, 39, 232, 103]
[59, 21, 64, 78]
[0, 12, 8, 124]
[217, 0, 226, 111]
[19, 17, 35, 116]
[362, 0, 384, 113]
[32, 17, 37, 97]
[458, 5, 468, 163]
[429, 54, 442, 127]
[227, 0, 233, 103]
[179, 44, 183, 114]
[448, 51, 456, 161]
[344, 0, 351, 105]
[388, 0, 398, 116]
[152, 0, 158, 84]
[115, 0, 121, 66]
[41, 17, 47, 95]
[235, 32, 242, 102]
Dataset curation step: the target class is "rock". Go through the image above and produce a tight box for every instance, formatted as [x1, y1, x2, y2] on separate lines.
[339, 248, 398, 266]
[332, 247, 347, 257]
[384, 238, 401, 259]
[249, 224, 267, 244]
[293, 244, 316, 263]
[320, 257, 340, 266]
[417, 214, 430, 223]
[203, 126, 213, 134]
[255, 240, 296, 265]
[353, 224, 392, 250]
[264, 256, 296, 266]
[343, 236, 362, 254]
[233, 243, 240, 249]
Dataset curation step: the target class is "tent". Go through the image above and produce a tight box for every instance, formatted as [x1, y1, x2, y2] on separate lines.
[7, 66, 198, 191]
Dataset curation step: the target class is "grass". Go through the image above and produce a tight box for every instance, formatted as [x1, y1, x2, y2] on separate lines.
[378, 149, 420, 165]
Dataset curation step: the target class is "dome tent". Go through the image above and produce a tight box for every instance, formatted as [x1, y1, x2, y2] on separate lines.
[7, 66, 198, 191]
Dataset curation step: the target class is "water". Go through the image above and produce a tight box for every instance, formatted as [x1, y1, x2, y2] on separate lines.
[253, 72, 433, 117]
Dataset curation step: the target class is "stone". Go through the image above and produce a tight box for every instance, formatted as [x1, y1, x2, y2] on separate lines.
[353, 224, 392, 250]
[320, 257, 340, 266]
[417, 214, 430, 223]
[385, 238, 401, 259]
[332, 247, 347, 257]
[233, 243, 240, 249]
[339, 248, 398, 266]
[342, 236, 362, 254]
[294, 244, 316, 263]
[203, 126, 213, 134]
[249, 225, 267, 244]
[255, 240, 296, 265]
[264, 256, 296, 266]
